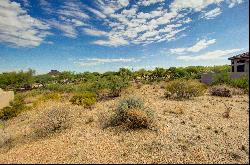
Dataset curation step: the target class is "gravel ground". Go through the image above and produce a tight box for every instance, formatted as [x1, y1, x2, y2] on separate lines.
[0, 84, 249, 164]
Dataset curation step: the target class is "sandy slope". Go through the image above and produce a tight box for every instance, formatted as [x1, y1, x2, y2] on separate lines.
[0, 85, 249, 164]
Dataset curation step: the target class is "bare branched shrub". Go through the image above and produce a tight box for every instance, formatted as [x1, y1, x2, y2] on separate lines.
[209, 85, 232, 97]
[223, 103, 232, 118]
[0, 129, 12, 148]
[32, 108, 71, 138]
[107, 96, 155, 129]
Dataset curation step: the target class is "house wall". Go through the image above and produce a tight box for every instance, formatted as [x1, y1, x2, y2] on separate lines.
[231, 59, 249, 73]
[0, 90, 14, 110]
[201, 72, 249, 85]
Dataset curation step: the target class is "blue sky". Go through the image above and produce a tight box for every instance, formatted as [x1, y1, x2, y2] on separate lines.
[0, 0, 249, 74]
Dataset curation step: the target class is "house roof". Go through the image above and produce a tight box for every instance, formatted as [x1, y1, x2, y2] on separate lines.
[228, 52, 249, 60]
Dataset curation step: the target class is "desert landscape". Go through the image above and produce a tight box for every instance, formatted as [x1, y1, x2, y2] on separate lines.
[0, 82, 249, 164]
[0, 0, 249, 164]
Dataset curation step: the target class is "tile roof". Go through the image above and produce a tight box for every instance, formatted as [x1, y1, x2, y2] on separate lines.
[228, 52, 249, 60]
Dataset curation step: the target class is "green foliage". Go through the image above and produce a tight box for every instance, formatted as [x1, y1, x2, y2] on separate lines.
[0, 95, 30, 120]
[165, 79, 207, 100]
[0, 69, 35, 91]
[110, 96, 155, 129]
[209, 85, 232, 97]
[230, 76, 249, 93]
[70, 92, 97, 108]
[45, 83, 74, 93]
[108, 75, 130, 97]
[212, 73, 249, 93]
[39, 93, 61, 102]
[212, 72, 231, 85]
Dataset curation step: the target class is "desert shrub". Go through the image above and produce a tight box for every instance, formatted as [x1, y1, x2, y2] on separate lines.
[209, 85, 232, 97]
[230, 76, 249, 93]
[108, 76, 130, 97]
[45, 84, 74, 93]
[39, 92, 61, 102]
[0, 129, 12, 148]
[0, 95, 30, 120]
[33, 108, 70, 138]
[70, 92, 97, 108]
[164, 79, 207, 100]
[212, 72, 231, 85]
[109, 96, 155, 129]
[96, 88, 112, 101]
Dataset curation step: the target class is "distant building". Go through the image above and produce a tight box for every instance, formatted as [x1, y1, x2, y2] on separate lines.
[48, 70, 60, 76]
[228, 52, 249, 78]
[201, 52, 249, 84]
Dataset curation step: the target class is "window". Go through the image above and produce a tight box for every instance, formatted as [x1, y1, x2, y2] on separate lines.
[231, 60, 234, 64]
[232, 66, 234, 72]
[237, 65, 245, 72]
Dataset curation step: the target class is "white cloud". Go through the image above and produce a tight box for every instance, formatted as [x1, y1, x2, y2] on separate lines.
[170, 39, 216, 54]
[170, 0, 224, 11]
[177, 48, 243, 60]
[93, 37, 129, 47]
[0, 0, 50, 47]
[84, 6, 107, 19]
[39, 0, 53, 13]
[202, 7, 222, 19]
[137, 0, 165, 6]
[227, 0, 243, 8]
[46, 20, 77, 38]
[75, 57, 136, 66]
[83, 28, 108, 36]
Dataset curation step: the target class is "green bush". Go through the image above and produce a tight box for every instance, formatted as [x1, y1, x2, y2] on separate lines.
[212, 72, 231, 85]
[164, 79, 207, 100]
[209, 85, 232, 97]
[230, 76, 249, 93]
[212, 73, 249, 93]
[70, 92, 97, 108]
[45, 84, 74, 93]
[108, 76, 129, 97]
[39, 93, 61, 102]
[109, 96, 155, 129]
[0, 95, 30, 120]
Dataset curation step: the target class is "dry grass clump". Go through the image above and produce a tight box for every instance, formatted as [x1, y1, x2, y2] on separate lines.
[70, 92, 97, 108]
[164, 79, 207, 100]
[107, 96, 155, 129]
[209, 85, 232, 97]
[0, 129, 12, 148]
[32, 107, 71, 138]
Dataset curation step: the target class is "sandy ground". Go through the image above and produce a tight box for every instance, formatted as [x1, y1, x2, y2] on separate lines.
[0, 84, 249, 164]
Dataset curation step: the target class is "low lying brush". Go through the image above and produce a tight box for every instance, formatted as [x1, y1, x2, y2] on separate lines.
[164, 79, 207, 100]
[209, 85, 232, 97]
[70, 92, 97, 108]
[32, 107, 71, 138]
[108, 96, 155, 129]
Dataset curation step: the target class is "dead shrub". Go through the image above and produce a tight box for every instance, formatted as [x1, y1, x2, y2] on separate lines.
[32, 108, 71, 138]
[0, 129, 12, 148]
[209, 85, 232, 97]
[107, 96, 155, 129]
